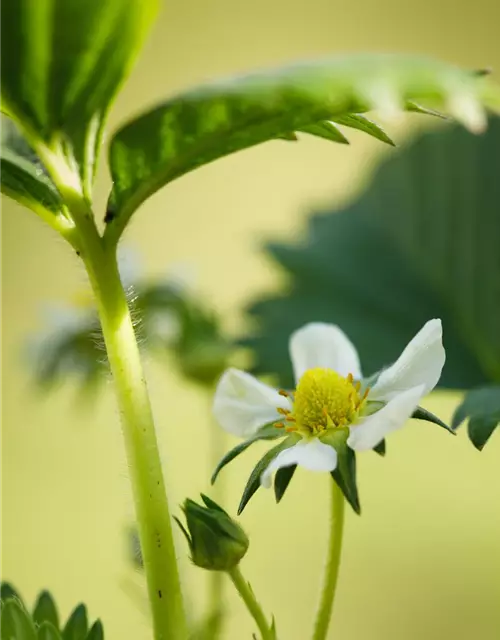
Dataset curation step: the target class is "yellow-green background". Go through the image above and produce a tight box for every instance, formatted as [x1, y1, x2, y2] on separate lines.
[2, 1, 500, 638]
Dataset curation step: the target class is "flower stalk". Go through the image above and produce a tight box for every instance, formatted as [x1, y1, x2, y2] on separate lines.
[36, 147, 188, 640]
[228, 566, 275, 640]
[312, 479, 345, 640]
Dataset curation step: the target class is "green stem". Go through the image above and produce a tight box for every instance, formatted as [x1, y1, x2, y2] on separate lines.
[312, 480, 345, 640]
[228, 566, 274, 640]
[36, 148, 188, 640]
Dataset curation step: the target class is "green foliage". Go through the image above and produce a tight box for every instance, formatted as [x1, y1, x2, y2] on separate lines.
[1, 118, 64, 218]
[175, 495, 249, 571]
[0, 0, 158, 198]
[29, 278, 232, 393]
[244, 116, 500, 391]
[0, 583, 104, 640]
[105, 55, 500, 244]
[452, 385, 500, 450]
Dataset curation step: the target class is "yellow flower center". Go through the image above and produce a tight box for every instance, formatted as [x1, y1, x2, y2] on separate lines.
[276, 368, 368, 436]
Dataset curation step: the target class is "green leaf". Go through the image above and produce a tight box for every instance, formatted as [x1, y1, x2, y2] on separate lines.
[33, 591, 59, 629]
[1, 118, 64, 217]
[86, 621, 104, 640]
[299, 121, 349, 144]
[37, 622, 63, 640]
[332, 114, 395, 146]
[1, 0, 158, 196]
[106, 54, 500, 243]
[274, 465, 297, 503]
[1, 599, 36, 640]
[238, 436, 299, 515]
[452, 385, 500, 450]
[62, 605, 88, 640]
[244, 116, 500, 390]
[1, 582, 24, 608]
[211, 424, 283, 484]
[412, 406, 454, 433]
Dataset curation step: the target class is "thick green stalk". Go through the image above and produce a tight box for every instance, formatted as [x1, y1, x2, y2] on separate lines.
[312, 480, 345, 640]
[228, 566, 274, 640]
[36, 147, 188, 640]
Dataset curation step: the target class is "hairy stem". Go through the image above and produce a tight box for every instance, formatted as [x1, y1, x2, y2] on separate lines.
[37, 148, 188, 640]
[312, 479, 345, 640]
[228, 566, 274, 640]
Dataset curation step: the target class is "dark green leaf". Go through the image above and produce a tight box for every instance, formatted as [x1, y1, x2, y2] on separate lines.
[106, 54, 500, 243]
[332, 114, 395, 145]
[63, 605, 88, 640]
[373, 439, 386, 456]
[244, 116, 500, 390]
[331, 444, 360, 515]
[1, 599, 36, 640]
[452, 385, 500, 450]
[86, 621, 104, 640]
[1, 582, 24, 607]
[33, 591, 59, 629]
[1, 0, 158, 196]
[211, 424, 283, 484]
[299, 121, 349, 144]
[1, 118, 64, 216]
[412, 407, 454, 433]
[238, 436, 298, 515]
[37, 622, 63, 640]
[274, 465, 297, 503]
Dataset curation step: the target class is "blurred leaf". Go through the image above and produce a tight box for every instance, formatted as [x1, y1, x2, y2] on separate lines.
[33, 591, 59, 629]
[244, 116, 500, 390]
[274, 465, 297, 503]
[452, 385, 500, 450]
[332, 114, 395, 145]
[106, 54, 500, 243]
[1, 0, 158, 196]
[86, 621, 104, 640]
[1, 118, 64, 216]
[238, 436, 299, 515]
[37, 622, 63, 640]
[1, 582, 24, 608]
[211, 424, 283, 484]
[299, 121, 349, 144]
[62, 605, 88, 640]
[1, 599, 36, 640]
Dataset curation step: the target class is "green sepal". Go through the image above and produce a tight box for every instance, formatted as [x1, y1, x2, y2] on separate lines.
[405, 100, 448, 119]
[332, 114, 395, 146]
[274, 465, 297, 503]
[37, 622, 63, 640]
[299, 121, 349, 144]
[62, 604, 88, 640]
[412, 406, 454, 434]
[86, 620, 104, 640]
[452, 385, 500, 450]
[373, 439, 386, 456]
[322, 430, 361, 514]
[238, 435, 299, 515]
[33, 591, 60, 629]
[1, 598, 36, 640]
[211, 424, 283, 484]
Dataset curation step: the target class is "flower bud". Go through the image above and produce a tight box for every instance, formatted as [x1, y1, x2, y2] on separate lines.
[176, 495, 249, 571]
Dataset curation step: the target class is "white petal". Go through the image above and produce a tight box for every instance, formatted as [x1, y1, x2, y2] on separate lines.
[347, 385, 424, 451]
[370, 319, 445, 402]
[289, 322, 362, 383]
[213, 368, 291, 438]
[260, 438, 338, 488]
